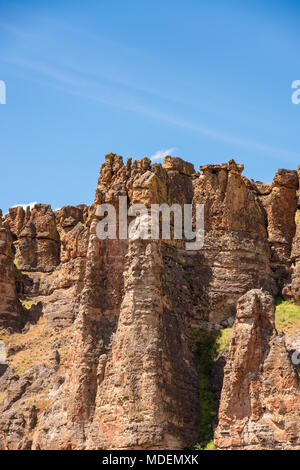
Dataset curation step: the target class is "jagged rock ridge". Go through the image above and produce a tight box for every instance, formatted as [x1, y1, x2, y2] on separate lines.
[0, 153, 299, 449]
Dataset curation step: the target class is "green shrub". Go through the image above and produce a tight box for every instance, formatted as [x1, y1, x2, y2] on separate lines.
[275, 297, 300, 333]
[192, 327, 232, 450]
[194, 440, 216, 450]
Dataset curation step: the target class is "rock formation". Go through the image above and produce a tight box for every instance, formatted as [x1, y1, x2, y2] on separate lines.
[0, 213, 21, 331]
[4, 204, 89, 328]
[282, 166, 300, 303]
[258, 169, 298, 292]
[192, 160, 275, 325]
[215, 289, 300, 450]
[0, 153, 299, 450]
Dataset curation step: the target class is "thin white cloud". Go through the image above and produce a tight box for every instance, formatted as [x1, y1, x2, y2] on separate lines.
[61, 86, 300, 164]
[0, 20, 40, 40]
[11, 202, 37, 211]
[151, 147, 177, 161]
[5, 55, 300, 165]
[5, 57, 76, 85]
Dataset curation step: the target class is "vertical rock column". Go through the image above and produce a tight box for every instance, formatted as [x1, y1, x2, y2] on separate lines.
[32, 154, 199, 449]
[85, 238, 198, 449]
[215, 289, 300, 449]
[282, 166, 300, 302]
[262, 169, 298, 293]
[191, 159, 274, 325]
[63, 154, 199, 449]
[0, 214, 21, 331]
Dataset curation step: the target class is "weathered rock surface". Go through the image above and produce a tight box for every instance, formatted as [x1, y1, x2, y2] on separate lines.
[192, 159, 275, 325]
[215, 289, 300, 449]
[259, 169, 298, 292]
[282, 217, 300, 303]
[0, 153, 299, 450]
[3, 204, 90, 328]
[0, 215, 21, 330]
[31, 154, 200, 449]
[5, 204, 60, 272]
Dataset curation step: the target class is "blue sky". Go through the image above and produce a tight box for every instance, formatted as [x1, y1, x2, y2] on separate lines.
[0, 0, 300, 213]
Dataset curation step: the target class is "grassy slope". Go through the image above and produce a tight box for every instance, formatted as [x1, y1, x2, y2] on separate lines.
[275, 297, 300, 333]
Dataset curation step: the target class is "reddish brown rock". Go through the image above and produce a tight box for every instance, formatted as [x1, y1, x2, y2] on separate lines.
[21, 206, 89, 327]
[282, 212, 300, 302]
[282, 168, 300, 302]
[215, 289, 300, 449]
[260, 169, 298, 292]
[4, 206, 27, 238]
[55, 206, 84, 231]
[251, 180, 273, 195]
[192, 159, 275, 325]
[1, 203, 90, 332]
[5, 204, 60, 273]
[163, 155, 195, 176]
[31, 154, 199, 450]
[0, 364, 58, 449]
[1, 154, 299, 451]
[0, 216, 21, 331]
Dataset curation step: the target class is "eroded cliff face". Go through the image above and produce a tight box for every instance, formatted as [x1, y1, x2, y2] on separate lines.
[215, 289, 300, 449]
[0, 153, 299, 450]
[192, 160, 275, 325]
[258, 169, 298, 292]
[281, 167, 300, 304]
[0, 214, 21, 331]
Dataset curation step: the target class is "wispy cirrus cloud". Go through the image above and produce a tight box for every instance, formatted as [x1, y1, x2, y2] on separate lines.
[4, 56, 300, 165]
[151, 147, 177, 161]
[4, 57, 77, 84]
[0, 20, 40, 40]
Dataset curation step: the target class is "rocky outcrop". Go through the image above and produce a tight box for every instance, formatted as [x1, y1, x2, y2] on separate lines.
[31, 154, 199, 449]
[192, 160, 275, 325]
[282, 213, 300, 303]
[3, 204, 90, 328]
[0, 214, 21, 331]
[0, 364, 55, 450]
[259, 169, 298, 292]
[282, 166, 300, 303]
[5, 204, 60, 272]
[0, 153, 299, 450]
[215, 289, 300, 449]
